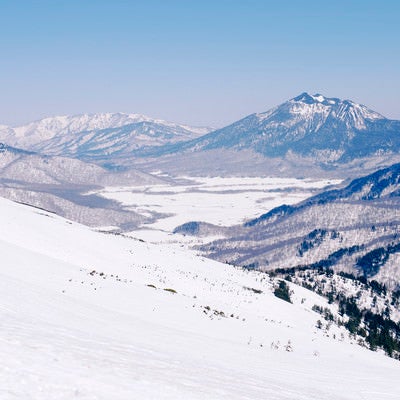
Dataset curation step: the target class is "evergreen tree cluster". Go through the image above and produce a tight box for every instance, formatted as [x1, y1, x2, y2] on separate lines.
[273, 280, 292, 303]
[271, 266, 400, 359]
[356, 242, 400, 277]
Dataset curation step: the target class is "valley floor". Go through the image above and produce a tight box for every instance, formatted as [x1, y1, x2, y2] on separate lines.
[95, 176, 341, 244]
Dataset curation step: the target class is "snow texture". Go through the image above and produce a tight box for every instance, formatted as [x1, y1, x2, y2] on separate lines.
[0, 196, 399, 399]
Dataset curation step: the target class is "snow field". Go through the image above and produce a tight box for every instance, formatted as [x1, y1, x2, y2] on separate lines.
[0, 197, 399, 399]
[96, 176, 341, 233]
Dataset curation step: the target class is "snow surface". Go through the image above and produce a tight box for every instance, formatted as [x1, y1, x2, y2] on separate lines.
[0, 196, 399, 399]
[96, 176, 341, 234]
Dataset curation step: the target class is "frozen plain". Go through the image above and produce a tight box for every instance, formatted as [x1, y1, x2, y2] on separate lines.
[95, 176, 342, 243]
[1, 196, 399, 399]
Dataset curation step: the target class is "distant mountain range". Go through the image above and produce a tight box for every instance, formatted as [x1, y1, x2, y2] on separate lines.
[192, 163, 400, 289]
[0, 93, 400, 174]
[150, 93, 399, 159]
[131, 93, 400, 178]
[0, 112, 212, 167]
[1, 94, 400, 176]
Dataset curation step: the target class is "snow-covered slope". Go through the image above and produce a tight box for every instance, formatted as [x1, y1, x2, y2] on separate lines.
[148, 93, 399, 161]
[132, 93, 400, 176]
[199, 163, 400, 289]
[0, 143, 166, 228]
[1, 196, 399, 399]
[0, 113, 212, 166]
[0, 142, 162, 186]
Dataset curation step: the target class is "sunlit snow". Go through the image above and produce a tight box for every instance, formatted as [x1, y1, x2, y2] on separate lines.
[1, 197, 399, 399]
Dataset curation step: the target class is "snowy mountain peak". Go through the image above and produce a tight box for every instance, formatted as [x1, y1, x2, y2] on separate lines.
[292, 92, 340, 106]
[292, 92, 372, 113]
[158, 92, 400, 166]
[253, 92, 386, 133]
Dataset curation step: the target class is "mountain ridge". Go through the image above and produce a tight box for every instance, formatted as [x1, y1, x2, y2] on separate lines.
[0, 141, 166, 229]
[2, 93, 400, 176]
[146, 92, 398, 161]
[0, 112, 213, 164]
[195, 163, 400, 289]
[125, 92, 400, 177]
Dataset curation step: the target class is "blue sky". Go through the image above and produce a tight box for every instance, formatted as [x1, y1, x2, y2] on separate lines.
[0, 0, 399, 127]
